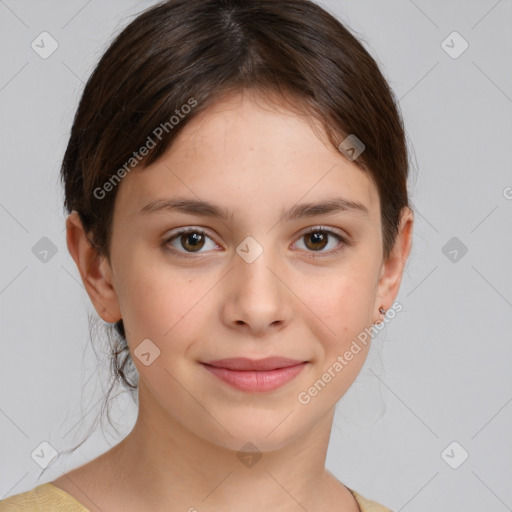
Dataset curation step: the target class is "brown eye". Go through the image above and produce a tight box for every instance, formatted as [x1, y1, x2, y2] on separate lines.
[304, 230, 329, 251]
[164, 228, 218, 254]
[294, 227, 346, 255]
[180, 231, 205, 252]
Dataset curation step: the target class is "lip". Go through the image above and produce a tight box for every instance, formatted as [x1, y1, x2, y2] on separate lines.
[202, 357, 305, 371]
[200, 357, 308, 392]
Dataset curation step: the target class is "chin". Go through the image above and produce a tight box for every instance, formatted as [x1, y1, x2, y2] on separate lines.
[195, 412, 307, 454]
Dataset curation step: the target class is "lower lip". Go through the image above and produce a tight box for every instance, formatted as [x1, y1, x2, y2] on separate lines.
[201, 362, 308, 392]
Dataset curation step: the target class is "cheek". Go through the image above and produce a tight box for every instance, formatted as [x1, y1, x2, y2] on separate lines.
[296, 261, 377, 337]
[299, 273, 375, 395]
[117, 257, 215, 352]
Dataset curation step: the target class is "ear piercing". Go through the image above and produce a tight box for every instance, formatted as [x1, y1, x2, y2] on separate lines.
[374, 306, 386, 325]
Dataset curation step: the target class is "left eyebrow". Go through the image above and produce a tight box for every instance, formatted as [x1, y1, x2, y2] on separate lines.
[139, 196, 369, 220]
[281, 197, 369, 220]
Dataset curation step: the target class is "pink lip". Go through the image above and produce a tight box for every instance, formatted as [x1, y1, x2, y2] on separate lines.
[201, 357, 308, 392]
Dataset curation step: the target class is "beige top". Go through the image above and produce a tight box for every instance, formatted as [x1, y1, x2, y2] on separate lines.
[0, 482, 393, 511]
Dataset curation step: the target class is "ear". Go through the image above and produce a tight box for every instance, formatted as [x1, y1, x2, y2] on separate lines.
[373, 207, 414, 321]
[65, 211, 122, 324]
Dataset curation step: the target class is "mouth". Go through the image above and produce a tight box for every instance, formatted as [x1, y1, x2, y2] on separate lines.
[200, 357, 309, 392]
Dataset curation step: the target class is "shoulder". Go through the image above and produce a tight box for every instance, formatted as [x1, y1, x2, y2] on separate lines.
[347, 487, 394, 512]
[0, 483, 89, 512]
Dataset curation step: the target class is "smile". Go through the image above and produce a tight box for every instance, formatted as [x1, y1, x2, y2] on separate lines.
[200, 358, 309, 392]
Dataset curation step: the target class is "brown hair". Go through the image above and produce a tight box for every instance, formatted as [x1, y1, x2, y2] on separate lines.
[58, 0, 413, 455]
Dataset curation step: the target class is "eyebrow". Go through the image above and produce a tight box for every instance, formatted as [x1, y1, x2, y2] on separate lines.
[139, 196, 369, 220]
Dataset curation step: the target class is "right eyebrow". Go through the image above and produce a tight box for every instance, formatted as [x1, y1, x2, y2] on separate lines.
[139, 198, 233, 220]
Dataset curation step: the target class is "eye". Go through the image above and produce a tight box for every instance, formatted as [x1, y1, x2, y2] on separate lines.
[162, 225, 349, 258]
[163, 227, 219, 255]
[293, 226, 348, 256]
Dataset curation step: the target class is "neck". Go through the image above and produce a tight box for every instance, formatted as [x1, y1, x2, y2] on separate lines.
[102, 381, 356, 512]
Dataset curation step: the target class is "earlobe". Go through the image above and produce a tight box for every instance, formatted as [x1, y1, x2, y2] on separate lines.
[65, 211, 122, 324]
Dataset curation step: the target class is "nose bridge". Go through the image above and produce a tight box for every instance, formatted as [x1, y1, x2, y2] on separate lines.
[235, 235, 282, 294]
[226, 234, 290, 332]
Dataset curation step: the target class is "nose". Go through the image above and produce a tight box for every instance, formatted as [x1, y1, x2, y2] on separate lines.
[222, 249, 292, 337]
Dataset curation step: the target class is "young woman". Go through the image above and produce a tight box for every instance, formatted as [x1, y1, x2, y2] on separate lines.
[1, 0, 413, 510]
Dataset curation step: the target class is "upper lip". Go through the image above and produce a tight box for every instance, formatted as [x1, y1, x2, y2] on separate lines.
[201, 357, 306, 371]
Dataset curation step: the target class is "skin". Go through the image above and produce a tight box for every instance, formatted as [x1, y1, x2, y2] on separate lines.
[55, 90, 413, 512]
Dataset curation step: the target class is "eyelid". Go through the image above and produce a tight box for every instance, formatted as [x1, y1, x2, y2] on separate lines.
[163, 226, 219, 246]
[164, 226, 215, 238]
[297, 224, 348, 239]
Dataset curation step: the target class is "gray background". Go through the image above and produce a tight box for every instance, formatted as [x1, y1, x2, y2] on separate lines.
[1, 1, 511, 510]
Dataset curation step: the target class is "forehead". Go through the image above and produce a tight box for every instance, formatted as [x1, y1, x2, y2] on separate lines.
[114, 91, 380, 222]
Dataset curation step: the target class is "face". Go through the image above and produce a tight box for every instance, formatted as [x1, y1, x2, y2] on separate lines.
[71, 91, 412, 452]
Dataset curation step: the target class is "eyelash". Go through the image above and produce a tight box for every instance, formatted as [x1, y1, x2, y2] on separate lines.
[162, 226, 349, 259]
